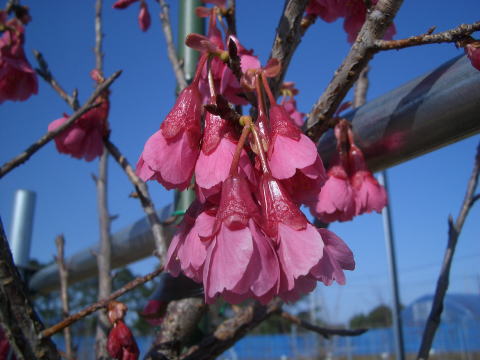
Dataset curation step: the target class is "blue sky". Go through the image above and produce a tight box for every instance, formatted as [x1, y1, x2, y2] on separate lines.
[0, 0, 479, 324]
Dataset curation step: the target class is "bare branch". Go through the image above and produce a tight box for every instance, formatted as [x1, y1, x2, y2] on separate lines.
[375, 21, 480, 51]
[0, 219, 61, 359]
[34, 50, 77, 109]
[95, 0, 104, 75]
[54, 235, 74, 360]
[280, 311, 367, 339]
[158, 0, 188, 90]
[417, 143, 480, 359]
[179, 300, 283, 360]
[0, 70, 121, 179]
[268, 0, 309, 97]
[305, 0, 404, 140]
[224, 0, 237, 36]
[40, 266, 164, 339]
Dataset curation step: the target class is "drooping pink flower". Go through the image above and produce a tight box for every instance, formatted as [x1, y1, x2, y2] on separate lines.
[140, 299, 167, 326]
[266, 105, 327, 204]
[465, 42, 480, 71]
[0, 18, 38, 104]
[112, 0, 139, 9]
[306, 0, 346, 22]
[349, 144, 387, 214]
[310, 228, 355, 285]
[136, 79, 203, 190]
[138, 1, 151, 32]
[48, 95, 109, 161]
[166, 201, 215, 282]
[195, 110, 255, 202]
[311, 163, 356, 223]
[258, 174, 325, 302]
[202, 175, 280, 304]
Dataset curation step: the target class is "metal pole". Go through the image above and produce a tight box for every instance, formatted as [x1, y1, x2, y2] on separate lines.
[378, 171, 405, 360]
[174, 0, 204, 215]
[9, 189, 36, 274]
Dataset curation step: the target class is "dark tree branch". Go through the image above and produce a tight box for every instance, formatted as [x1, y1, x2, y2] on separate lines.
[280, 311, 368, 339]
[158, 0, 188, 90]
[145, 298, 207, 360]
[224, 0, 237, 36]
[0, 219, 61, 360]
[268, 0, 309, 97]
[54, 235, 74, 360]
[40, 267, 164, 339]
[179, 300, 283, 360]
[305, 0, 404, 140]
[0, 70, 121, 179]
[417, 143, 480, 360]
[375, 21, 480, 51]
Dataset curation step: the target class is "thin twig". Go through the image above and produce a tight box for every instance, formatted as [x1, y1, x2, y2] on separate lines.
[224, 0, 237, 36]
[34, 50, 77, 109]
[54, 235, 74, 360]
[40, 266, 164, 339]
[280, 311, 368, 339]
[375, 21, 480, 51]
[158, 0, 188, 90]
[305, 0, 404, 141]
[268, 0, 309, 97]
[0, 70, 121, 179]
[93, 1, 112, 358]
[417, 143, 480, 360]
[104, 139, 168, 260]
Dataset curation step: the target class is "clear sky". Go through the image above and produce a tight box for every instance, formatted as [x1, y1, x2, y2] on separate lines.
[0, 0, 479, 324]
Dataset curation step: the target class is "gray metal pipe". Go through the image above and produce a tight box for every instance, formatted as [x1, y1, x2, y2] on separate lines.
[29, 55, 480, 294]
[318, 55, 480, 171]
[9, 189, 36, 269]
[29, 205, 174, 295]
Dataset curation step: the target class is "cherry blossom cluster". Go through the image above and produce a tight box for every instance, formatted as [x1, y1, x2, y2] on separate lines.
[0, 6, 37, 104]
[314, 119, 387, 223]
[48, 70, 110, 161]
[135, 1, 360, 305]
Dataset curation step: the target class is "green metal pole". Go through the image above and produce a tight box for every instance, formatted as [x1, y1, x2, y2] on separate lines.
[174, 0, 204, 215]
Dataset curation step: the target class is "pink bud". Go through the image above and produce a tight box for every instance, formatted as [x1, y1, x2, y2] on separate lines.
[112, 0, 139, 9]
[138, 1, 151, 32]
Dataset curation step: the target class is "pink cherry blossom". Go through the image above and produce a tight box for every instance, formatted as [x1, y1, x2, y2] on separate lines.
[202, 175, 280, 304]
[138, 1, 151, 32]
[136, 82, 202, 190]
[0, 19, 38, 104]
[349, 144, 387, 214]
[258, 174, 326, 302]
[312, 163, 356, 223]
[310, 228, 355, 285]
[48, 97, 109, 161]
[267, 105, 327, 201]
[195, 111, 255, 202]
[465, 42, 480, 71]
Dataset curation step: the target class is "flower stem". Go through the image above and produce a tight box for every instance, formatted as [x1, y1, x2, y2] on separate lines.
[207, 56, 217, 98]
[250, 123, 270, 174]
[192, 54, 208, 86]
[261, 74, 276, 105]
[229, 118, 251, 176]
